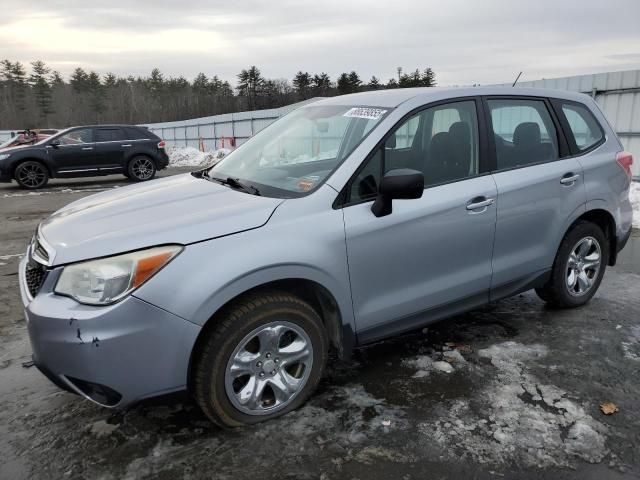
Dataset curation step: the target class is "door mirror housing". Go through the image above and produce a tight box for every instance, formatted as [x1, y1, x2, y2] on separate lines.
[371, 168, 424, 217]
[49, 139, 61, 148]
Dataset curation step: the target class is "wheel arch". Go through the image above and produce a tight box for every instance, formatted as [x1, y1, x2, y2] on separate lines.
[575, 208, 617, 266]
[186, 277, 354, 393]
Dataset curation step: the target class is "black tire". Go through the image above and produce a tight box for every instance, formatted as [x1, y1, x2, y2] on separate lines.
[127, 155, 156, 182]
[535, 221, 608, 308]
[15, 161, 49, 189]
[193, 291, 328, 427]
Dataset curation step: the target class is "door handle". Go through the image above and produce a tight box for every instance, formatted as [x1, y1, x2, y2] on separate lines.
[121, 144, 132, 147]
[466, 197, 495, 211]
[560, 173, 580, 185]
[81, 147, 93, 151]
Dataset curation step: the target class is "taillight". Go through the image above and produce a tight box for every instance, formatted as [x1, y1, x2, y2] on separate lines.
[158, 141, 166, 149]
[616, 151, 633, 179]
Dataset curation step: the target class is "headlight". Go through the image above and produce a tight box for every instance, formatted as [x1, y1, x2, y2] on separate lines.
[55, 245, 182, 305]
[0, 154, 10, 161]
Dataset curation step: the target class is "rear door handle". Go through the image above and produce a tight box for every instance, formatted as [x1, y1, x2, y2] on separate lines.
[560, 173, 580, 185]
[81, 147, 93, 151]
[121, 144, 132, 147]
[466, 197, 495, 211]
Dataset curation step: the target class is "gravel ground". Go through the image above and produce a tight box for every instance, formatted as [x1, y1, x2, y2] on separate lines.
[1, 170, 639, 480]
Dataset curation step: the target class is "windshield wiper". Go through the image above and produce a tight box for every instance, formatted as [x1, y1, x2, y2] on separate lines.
[210, 176, 261, 196]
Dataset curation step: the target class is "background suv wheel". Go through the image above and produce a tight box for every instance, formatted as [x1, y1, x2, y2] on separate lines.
[535, 220, 608, 308]
[15, 161, 49, 189]
[128, 155, 156, 182]
[192, 291, 328, 427]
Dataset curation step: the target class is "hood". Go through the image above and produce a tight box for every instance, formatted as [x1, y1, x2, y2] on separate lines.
[40, 174, 284, 265]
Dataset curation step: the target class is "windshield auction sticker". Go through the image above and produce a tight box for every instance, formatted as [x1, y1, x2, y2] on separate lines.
[343, 107, 387, 120]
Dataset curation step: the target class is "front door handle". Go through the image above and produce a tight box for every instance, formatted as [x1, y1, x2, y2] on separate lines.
[466, 197, 495, 211]
[560, 173, 580, 185]
[81, 147, 93, 151]
[121, 144, 132, 147]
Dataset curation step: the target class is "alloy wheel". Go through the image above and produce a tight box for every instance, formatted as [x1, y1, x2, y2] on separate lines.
[224, 321, 313, 415]
[131, 157, 155, 180]
[17, 163, 47, 188]
[565, 236, 601, 297]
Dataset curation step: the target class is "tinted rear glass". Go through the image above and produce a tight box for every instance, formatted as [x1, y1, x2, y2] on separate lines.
[124, 127, 156, 140]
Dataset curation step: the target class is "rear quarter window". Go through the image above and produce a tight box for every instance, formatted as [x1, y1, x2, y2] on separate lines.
[124, 127, 156, 140]
[559, 102, 604, 153]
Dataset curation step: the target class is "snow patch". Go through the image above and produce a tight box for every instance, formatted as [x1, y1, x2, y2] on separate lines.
[167, 146, 230, 168]
[621, 325, 640, 361]
[418, 341, 608, 468]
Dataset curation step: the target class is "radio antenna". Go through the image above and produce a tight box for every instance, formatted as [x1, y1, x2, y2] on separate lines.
[512, 71, 523, 87]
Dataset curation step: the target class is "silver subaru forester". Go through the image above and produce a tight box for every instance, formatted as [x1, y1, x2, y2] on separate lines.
[20, 87, 634, 426]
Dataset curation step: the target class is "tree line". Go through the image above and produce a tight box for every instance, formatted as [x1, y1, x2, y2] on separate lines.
[0, 60, 436, 129]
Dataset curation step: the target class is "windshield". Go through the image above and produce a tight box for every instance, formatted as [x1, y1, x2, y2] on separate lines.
[208, 104, 390, 197]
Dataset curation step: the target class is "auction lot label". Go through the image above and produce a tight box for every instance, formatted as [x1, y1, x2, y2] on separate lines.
[343, 107, 387, 120]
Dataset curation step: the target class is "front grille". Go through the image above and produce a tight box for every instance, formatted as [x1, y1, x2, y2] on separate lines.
[25, 261, 47, 298]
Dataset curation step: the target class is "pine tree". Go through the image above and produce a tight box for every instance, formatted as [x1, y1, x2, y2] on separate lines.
[87, 71, 106, 121]
[367, 76, 381, 90]
[347, 71, 362, 92]
[312, 73, 331, 95]
[70, 68, 90, 93]
[29, 60, 54, 122]
[10, 61, 28, 114]
[422, 68, 436, 87]
[237, 66, 264, 110]
[292, 71, 312, 98]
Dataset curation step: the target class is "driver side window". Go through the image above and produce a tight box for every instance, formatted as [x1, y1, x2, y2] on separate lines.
[347, 100, 479, 204]
[59, 128, 93, 145]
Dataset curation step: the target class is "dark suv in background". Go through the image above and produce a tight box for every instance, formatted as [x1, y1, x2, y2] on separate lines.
[0, 125, 169, 189]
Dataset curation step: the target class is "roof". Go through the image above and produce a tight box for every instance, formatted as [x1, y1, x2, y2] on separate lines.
[313, 86, 592, 109]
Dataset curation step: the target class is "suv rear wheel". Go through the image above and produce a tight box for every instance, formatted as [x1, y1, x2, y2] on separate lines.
[128, 156, 156, 182]
[193, 291, 328, 427]
[15, 161, 49, 189]
[536, 221, 608, 308]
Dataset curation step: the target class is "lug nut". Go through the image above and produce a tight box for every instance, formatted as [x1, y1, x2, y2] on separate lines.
[266, 353, 271, 359]
[271, 370, 276, 375]
[256, 361, 262, 367]
[274, 358, 279, 364]
[259, 372, 265, 377]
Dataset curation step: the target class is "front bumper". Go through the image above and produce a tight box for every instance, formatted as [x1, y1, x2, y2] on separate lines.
[20, 256, 201, 408]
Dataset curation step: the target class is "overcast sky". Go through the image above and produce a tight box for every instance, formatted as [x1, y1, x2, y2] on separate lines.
[1, 0, 639, 86]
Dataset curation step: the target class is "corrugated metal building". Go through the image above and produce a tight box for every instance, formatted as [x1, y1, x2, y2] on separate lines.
[499, 69, 640, 177]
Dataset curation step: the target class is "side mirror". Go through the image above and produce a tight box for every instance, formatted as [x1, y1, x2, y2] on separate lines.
[49, 139, 61, 148]
[371, 168, 424, 217]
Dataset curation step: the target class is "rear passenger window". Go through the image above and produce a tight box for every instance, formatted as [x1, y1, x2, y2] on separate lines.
[560, 103, 604, 152]
[488, 99, 559, 170]
[96, 128, 125, 142]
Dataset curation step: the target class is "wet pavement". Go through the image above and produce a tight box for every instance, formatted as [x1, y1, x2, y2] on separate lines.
[1, 173, 639, 479]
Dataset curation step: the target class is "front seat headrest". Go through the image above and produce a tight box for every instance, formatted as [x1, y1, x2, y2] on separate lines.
[513, 122, 541, 147]
[449, 122, 471, 145]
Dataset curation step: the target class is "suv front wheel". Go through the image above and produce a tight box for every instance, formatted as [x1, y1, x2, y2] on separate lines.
[193, 291, 328, 427]
[536, 221, 608, 308]
[15, 161, 49, 189]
